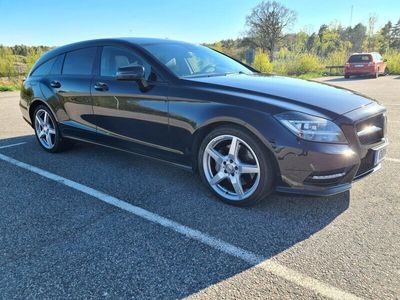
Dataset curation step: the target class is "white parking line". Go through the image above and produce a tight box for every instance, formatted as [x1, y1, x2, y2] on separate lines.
[0, 144, 361, 300]
[386, 157, 400, 163]
[0, 142, 27, 149]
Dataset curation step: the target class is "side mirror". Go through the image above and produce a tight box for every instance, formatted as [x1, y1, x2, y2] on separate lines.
[383, 59, 387, 62]
[116, 65, 145, 81]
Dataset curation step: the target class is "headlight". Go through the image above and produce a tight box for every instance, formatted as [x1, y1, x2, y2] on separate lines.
[275, 111, 347, 143]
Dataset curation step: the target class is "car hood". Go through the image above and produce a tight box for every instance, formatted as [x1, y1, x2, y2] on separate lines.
[186, 74, 374, 116]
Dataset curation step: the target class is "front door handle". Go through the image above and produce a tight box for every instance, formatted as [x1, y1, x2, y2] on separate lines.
[50, 80, 61, 88]
[94, 82, 108, 91]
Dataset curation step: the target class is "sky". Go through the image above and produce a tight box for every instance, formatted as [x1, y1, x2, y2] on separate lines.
[1, 0, 399, 46]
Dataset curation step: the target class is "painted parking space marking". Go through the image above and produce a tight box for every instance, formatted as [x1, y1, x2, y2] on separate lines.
[0, 142, 27, 149]
[0, 147, 361, 300]
[386, 157, 400, 163]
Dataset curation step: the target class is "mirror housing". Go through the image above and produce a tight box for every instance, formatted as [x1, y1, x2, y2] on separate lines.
[116, 65, 145, 81]
[383, 58, 387, 62]
[116, 64, 151, 91]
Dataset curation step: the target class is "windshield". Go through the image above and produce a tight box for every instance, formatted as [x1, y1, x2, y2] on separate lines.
[141, 42, 253, 78]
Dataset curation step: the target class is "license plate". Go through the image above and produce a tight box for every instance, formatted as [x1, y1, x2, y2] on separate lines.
[374, 147, 386, 165]
[355, 64, 364, 68]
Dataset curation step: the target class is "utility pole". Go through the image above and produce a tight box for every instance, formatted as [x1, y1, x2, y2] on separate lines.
[349, 5, 354, 27]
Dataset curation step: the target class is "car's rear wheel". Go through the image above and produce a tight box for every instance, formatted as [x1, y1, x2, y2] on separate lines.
[198, 125, 275, 206]
[384, 67, 390, 76]
[34, 105, 70, 153]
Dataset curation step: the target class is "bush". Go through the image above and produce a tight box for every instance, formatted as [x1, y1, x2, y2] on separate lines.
[290, 53, 323, 75]
[252, 49, 273, 73]
[272, 60, 288, 75]
[324, 50, 348, 67]
[385, 51, 400, 74]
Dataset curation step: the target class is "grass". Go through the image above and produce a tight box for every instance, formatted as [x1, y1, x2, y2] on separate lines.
[0, 77, 22, 92]
[0, 85, 20, 92]
[294, 72, 323, 80]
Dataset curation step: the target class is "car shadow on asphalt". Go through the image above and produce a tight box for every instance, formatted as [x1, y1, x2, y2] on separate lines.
[0, 134, 350, 298]
[323, 76, 375, 82]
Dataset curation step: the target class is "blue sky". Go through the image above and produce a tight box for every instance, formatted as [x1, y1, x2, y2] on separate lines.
[1, 0, 399, 46]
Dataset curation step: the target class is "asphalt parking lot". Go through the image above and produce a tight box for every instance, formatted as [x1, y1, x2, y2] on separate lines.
[0, 75, 399, 299]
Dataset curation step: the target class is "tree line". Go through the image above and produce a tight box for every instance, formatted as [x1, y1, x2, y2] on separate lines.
[1, 1, 400, 78]
[206, 1, 400, 76]
[0, 45, 52, 77]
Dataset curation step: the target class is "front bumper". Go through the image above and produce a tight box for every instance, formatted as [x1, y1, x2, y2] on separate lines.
[273, 103, 387, 196]
[275, 161, 384, 197]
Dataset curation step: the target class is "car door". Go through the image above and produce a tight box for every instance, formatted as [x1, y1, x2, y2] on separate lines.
[53, 47, 97, 139]
[91, 45, 171, 158]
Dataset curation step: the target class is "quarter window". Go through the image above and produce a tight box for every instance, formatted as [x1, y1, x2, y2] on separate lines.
[63, 47, 96, 75]
[31, 57, 56, 76]
[50, 54, 65, 75]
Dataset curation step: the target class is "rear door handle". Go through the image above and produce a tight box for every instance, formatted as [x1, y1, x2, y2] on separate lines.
[50, 80, 61, 88]
[94, 82, 108, 91]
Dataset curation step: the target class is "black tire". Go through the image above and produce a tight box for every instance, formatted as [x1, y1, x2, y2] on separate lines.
[344, 75, 350, 79]
[384, 67, 389, 76]
[33, 105, 72, 153]
[198, 125, 275, 206]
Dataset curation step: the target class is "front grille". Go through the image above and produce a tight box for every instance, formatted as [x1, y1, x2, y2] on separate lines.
[356, 114, 385, 145]
[355, 150, 375, 177]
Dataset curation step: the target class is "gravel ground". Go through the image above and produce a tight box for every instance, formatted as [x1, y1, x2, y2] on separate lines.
[0, 76, 399, 299]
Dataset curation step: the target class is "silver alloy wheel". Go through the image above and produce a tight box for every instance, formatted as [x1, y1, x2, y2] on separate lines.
[34, 109, 56, 149]
[202, 135, 261, 201]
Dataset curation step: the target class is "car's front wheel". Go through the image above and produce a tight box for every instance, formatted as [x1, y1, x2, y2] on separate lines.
[198, 126, 275, 206]
[34, 105, 70, 153]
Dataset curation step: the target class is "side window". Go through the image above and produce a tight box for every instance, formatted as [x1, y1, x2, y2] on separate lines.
[100, 46, 155, 80]
[50, 54, 65, 75]
[63, 47, 96, 75]
[31, 57, 56, 76]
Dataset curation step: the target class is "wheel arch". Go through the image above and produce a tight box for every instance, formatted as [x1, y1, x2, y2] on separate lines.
[191, 118, 280, 181]
[29, 99, 58, 128]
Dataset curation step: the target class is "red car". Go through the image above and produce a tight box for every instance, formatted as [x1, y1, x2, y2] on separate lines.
[344, 52, 388, 79]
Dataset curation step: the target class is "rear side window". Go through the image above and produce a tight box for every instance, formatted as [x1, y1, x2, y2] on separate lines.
[50, 54, 65, 75]
[30, 57, 56, 76]
[374, 53, 382, 62]
[63, 47, 96, 75]
[348, 55, 372, 63]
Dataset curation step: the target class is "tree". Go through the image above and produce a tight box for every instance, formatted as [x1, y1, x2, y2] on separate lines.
[364, 14, 378, 51]
[391, 19, 400, 49]
[377, 21, 392, 52]
[343, 23, 367, 52]
[246, 1, 297, 61]
[0, 47, 16, 77]
[25, 48, 44, 74]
